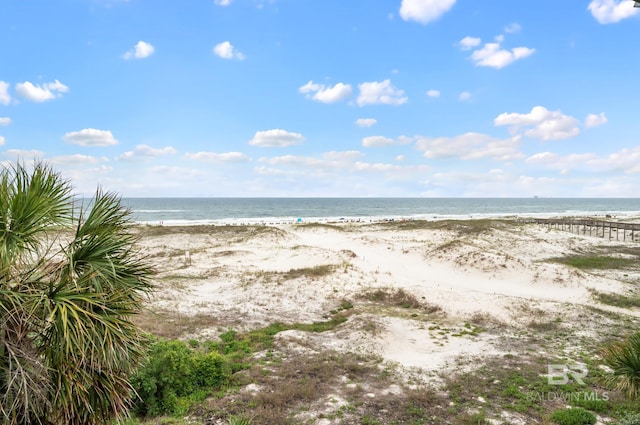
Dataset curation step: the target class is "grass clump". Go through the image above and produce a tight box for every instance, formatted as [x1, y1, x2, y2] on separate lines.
[138, 224, 257, 237]
[282, 264, 337, 280]
[456, 412, 491, 424]
[549, 407, 596, 425]
[298, 222, 344, 231]
[591, 290, 640, 309]
[551, 255, 635, 270]
[361, 287, 441, 313]
[370, 218, 506, 235]
[227, 414, 254, 425]
[362, 287, 421, 308]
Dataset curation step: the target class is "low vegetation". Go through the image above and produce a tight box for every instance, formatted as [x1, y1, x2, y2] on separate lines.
[368, 218, 513, 236]
[131, 311, 354, 420]
[550, 254, 636, 270]
[360, 287, 443, 314]
[591, 290, 640, 309]
[550, 407, 596, 425]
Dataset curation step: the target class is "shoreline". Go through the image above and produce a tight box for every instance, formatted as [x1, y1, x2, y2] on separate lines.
[134, 211, 640, 227]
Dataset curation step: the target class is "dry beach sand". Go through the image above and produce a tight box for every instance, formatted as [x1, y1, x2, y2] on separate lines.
[133, 218, 640, 423]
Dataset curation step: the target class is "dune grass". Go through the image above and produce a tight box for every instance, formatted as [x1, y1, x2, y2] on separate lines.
[591, 290, 640, 309]
[551, 255, 636, 270]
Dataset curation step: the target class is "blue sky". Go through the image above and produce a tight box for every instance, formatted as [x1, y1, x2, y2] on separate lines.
[1, 0, 639, 197]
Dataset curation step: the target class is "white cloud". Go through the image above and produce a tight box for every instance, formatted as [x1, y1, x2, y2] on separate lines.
[261, 150, 363, 169]
[123, 40, 155, 60]
[62, 128, 119, 146]
[323, 150, 364, 161]
[260, 151, 424, 180]
[118, 144, 177, 160]
[356, 118, 377, 128]
[504, 22, 521, 34]
[2, 149, 44, 160]
[0, 136, 4, 146]
[426, 89, 440, 98]
[185, 151, 250, 162]
[0, 81, 10, 105]
[213, 41, 245, 60]
[0, 117, 11, 126]
[299, 81, 353, 103]
[458, 91, 472, 101]
[49, 154, 100, 166]
[15, 80, 69, 102]
[415, 132, 523, 161]
[494, 106, 580, 141]
[470, 42, 535, 69]
[254, 166, 286, 176]
[357, 79, 408, 106]
[353, 161, 402, 172]
[525, 152, 597, 174]
[263, 154, 319, 167]
[458, 36, 481, 50]
[588, 0, 639, 24]
[397, 135, 413, 144]
[399, 0, 456, 24]
[214, 0, 232, 5]
[249, 129, 304, 147]
[526, 147, 640, 174]
[362, 136, 395, 147]
[585, 112, 608, 128]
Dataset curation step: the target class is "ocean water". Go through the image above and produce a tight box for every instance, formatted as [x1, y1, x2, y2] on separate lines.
[119, 198, 640, 225]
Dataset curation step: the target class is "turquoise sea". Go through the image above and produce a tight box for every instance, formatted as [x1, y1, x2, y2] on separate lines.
[119, 198, 640, 225]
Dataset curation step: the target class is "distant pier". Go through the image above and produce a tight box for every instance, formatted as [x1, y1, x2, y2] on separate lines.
[522, 218, 640, 242]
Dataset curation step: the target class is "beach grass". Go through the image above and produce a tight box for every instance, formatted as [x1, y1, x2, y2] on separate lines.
[368, 218, 515, 236]
[550, 255, 636, 270]
[591, 290, 640, 309]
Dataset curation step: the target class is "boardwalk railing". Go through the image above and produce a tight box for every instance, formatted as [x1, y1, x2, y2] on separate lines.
[520, 218, 640, 242]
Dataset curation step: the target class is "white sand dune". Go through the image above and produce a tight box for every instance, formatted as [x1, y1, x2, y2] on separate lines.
[138, 220, 640, 375]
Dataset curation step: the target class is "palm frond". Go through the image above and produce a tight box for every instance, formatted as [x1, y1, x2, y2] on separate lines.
[1, 162, 154, 424]
[603, 332, 640, 398]
[0, 162, 72, 272]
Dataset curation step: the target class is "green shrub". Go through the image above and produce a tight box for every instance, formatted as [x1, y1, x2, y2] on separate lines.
[550, 408, 597, 425]
[570, 396, 609, 413]
[620, 413, 640, 425]
[131, 340, 229, 417]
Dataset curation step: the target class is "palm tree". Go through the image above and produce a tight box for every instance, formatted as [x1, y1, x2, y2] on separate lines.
[603, 332, 640, 399]
[0, 162, 153, 424]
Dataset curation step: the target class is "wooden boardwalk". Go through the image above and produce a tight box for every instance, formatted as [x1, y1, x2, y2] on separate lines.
[521, 218, 640, 242]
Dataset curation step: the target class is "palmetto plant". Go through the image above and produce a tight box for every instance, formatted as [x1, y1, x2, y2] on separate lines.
[603, 332, 640, 399]
[0, 163, 153, 424]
